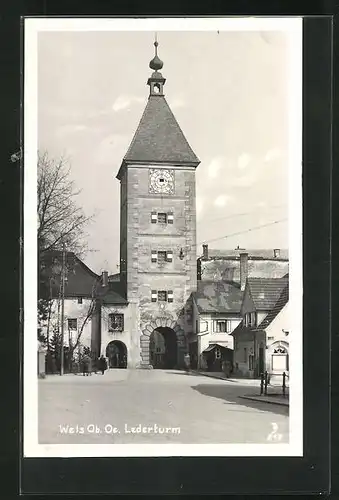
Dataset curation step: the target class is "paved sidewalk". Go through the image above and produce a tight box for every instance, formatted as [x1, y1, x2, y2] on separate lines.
[191, 370, 261, 386]
[240, 394, 289, 407]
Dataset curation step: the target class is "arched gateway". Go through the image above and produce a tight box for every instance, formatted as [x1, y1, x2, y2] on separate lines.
[150, 327, 177, 369]
[106, 340, 127, 369]
[140, 318, 186, 368]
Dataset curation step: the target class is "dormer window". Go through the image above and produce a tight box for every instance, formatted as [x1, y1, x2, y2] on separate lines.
[245, 312, 257, 327]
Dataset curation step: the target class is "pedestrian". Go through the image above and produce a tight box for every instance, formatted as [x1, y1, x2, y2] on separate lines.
[82, 355, 91, 376]
[98, 355, 107, 375]
[184, 353, 191, 373]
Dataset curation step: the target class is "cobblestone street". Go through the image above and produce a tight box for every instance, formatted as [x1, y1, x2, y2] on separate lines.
[38, 369, 289, 445]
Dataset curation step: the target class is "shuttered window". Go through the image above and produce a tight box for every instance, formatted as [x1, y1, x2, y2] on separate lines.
[157, 213, 167, 224]
[158, 291, 167, 301]
[213, 320, 231, 333]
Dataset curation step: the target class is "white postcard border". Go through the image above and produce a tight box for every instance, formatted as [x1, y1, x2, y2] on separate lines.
[24, 16, 303, 458]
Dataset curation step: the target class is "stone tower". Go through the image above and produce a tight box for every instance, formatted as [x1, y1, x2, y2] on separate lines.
[116, 39, 200, 368]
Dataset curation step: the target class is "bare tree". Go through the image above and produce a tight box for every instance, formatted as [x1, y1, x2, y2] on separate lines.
[37, 151, 94, 257]
[68, 288, 98, 357]
[37, 151, 97, 341]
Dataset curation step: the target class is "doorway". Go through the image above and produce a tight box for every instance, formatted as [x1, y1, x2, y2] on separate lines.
[106, 340, 127, 368]
[149, 327, 177, 369]
[258, 346, 265, 375]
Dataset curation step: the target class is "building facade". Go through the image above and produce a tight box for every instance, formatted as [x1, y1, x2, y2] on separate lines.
[191, 280, 243, 371]
[232, 277, 289, 378]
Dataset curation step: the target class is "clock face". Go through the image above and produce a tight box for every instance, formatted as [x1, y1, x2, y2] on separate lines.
[149, 169, 175, 194]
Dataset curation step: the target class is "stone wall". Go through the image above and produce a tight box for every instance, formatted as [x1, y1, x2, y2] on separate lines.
[117, 164, 198, 367]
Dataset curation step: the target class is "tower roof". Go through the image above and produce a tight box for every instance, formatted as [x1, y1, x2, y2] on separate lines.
[117, 37, 200, 179]
[122, 95, 200, 166]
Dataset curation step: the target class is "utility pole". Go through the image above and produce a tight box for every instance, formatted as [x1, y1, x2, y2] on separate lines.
[60, 243, 66, 375]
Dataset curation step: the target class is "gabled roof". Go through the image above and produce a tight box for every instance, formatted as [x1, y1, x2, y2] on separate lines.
[39, 250, 100, 299]
[108, 273, 120, 282]
[258, 282, 289, 330]
[96, 281, 128, 305]
[121, 95, 200, 167]
[193, 280, 243, 314]
[232, 281, 289, 338]
[231, 321, 253, 338]
[247, 277, 288, 311]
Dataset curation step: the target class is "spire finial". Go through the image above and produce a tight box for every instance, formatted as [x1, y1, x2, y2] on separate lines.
[154, 32, 158, 55]
[149, 33, 163, 71]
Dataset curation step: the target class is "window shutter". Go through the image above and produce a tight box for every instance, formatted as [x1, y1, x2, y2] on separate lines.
[151, 290, 157, 302]
[167, 290, 173, 303]
[166, 251, 173, 262]
[151, 250, 157, 263]
[226, 320, 231, 333]
[167, 213, 174, 224]
[151, 212, 157, 223]
[213, 320, 218, 332]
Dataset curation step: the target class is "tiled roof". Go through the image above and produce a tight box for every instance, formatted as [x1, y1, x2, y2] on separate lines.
[122, 95, 200, 166]
[200, 259, 289, 282]
[108, 273, 120, 282]
[39, 250, 100, 299]
[97, 282, 128, 305]
[232, 281, 289, 338]
[193, 280, 243, 314]
[247, 277, 289, 311]
[231, 321, 254, 338]
[258, 282, 289, 330]
[206, 249, 289, 260]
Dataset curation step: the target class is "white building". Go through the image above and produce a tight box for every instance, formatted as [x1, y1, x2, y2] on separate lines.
[232, 277, 289, 378]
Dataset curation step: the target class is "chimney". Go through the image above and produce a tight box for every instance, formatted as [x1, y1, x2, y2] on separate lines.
[240, 252, 248, 291]
[102, 270, 108, 287]
[274, 248, 280, 258]
[202, 244, 208, 260]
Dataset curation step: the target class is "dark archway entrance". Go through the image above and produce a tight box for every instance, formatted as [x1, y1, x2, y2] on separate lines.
[149, 327, 177, 369]
[106, 341, 127, 368]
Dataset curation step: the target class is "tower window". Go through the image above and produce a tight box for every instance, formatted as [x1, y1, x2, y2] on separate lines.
[157, 212, 167, 224]
[157, 291, 167, 302]
[157, 251, 167, 263]
[151, 290, 174, 303]
[151, 212, 174, 224]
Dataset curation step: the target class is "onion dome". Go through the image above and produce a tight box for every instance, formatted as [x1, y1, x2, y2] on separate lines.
[149, 40, 163, 71]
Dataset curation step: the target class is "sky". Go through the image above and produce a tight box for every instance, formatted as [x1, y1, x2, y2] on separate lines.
[38, 29, 290, 275]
